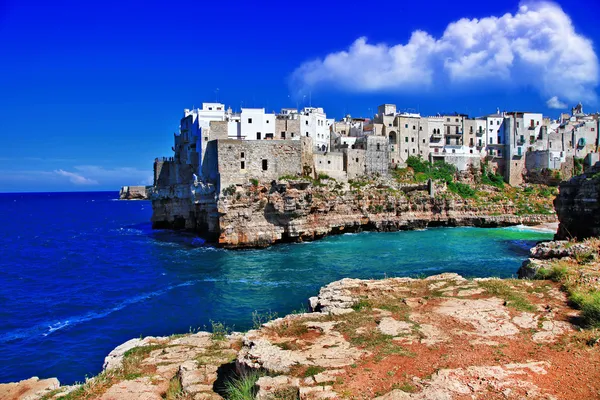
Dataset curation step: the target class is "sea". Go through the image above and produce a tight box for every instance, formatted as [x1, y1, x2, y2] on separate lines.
[0, 191, 554, 384]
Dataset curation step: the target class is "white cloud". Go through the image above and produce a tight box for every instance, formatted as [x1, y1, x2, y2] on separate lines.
[54, 169, 99, 185]
[73, 165, 153, 186]
[291, 1, 598, 104]
[546, 96, 567, 109]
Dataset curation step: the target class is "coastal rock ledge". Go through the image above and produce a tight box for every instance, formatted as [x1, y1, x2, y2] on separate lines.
[4, 270, 599, 400]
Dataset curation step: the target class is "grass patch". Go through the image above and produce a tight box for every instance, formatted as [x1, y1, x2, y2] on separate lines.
[164, 374, 192, 400]
[569, 290, 600, 328]
[351, 298, 372, 312]
[478, 280, 536, 312]
[392, 382, 417, 393]
[225, 370, 262, 400]
[535, 263, 569, 282]
[303, 365, 326, 378]
[269, 318, 309, 337]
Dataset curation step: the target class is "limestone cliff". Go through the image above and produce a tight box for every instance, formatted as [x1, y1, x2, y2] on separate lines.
[214, 178, 556, 248]
[555, 161, 600, 240]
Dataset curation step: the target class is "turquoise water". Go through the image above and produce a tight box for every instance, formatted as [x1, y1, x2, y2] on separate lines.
[0, 192, 553, 384]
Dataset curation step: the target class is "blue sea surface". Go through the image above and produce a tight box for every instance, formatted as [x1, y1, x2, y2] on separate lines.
[0, 191, 553, 384]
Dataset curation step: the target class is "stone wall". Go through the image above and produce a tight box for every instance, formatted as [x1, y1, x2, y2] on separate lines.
[345, 149, 366, 179]
[217, 139, 302, 189]
[314, 152, 345, 180]
[365, 136, 389, 176]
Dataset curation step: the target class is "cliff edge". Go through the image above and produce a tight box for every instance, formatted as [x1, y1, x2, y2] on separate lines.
[555, 161, 600, 240]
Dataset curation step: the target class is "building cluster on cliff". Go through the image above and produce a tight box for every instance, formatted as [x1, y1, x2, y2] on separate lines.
[154, 101, 600, 196]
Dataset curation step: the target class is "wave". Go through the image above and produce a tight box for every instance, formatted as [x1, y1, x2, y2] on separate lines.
[505, 224, 557, 234]
[0, 280, 199, 343]
[0, 277, 302, 343]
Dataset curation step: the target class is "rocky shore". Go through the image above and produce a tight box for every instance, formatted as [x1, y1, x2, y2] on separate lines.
[4, 236, 600, 400]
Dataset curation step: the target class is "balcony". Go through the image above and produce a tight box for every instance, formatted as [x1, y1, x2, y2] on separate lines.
[517, 137, 526, 146]
[476, 129, 484, 136]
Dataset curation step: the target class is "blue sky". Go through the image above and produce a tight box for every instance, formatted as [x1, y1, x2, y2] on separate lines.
[1, 0, 599, 192]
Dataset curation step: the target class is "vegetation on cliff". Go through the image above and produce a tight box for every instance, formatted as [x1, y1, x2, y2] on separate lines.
[528, 238, 600, 329]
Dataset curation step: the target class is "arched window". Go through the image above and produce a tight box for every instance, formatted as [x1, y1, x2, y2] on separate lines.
[388, 131, 397, 144]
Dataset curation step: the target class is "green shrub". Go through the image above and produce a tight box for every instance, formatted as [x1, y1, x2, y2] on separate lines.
[317, 173, 331, 180]
[404, 156, 456, 183]
[210, 320, 231, 341]
[447, 182, 477, 198]
[250, 178, 259, 186]
[223, 185, 236, 197]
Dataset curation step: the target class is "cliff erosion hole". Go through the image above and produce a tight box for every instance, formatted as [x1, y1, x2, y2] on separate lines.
[212, 361, 239, 397]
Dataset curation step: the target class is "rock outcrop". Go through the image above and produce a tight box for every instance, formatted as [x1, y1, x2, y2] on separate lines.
[555, 161, 600, 240]
[119, 185, 152, 200]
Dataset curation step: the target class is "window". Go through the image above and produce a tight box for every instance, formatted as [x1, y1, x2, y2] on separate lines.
[419, 126, 422, 131]
[405, 124, 408, 128]
[412, 149, 415, 153]
[405, 137, 408, 142]
[248, 118, 253, 123]
[305, 121, 309, 125]
[452, 149, 456, 153]
[256, 132, 261, 140]
[516, 122, 519, 128]
[447, 118, 450, 122]
[328, 160, 331, 164]
[455, 118, 459, 122]
[291, 133, 295, 138]
[241, 152, 245, 158]
[411, 137, 414, 142]
[470, 150, 473, 154]
[262, 160, 268, 171]
[377, 143, 381, 151]
[592, 128, 596, 132]
[423, 139, 426, 143]
[241, 161, 245, 169]
[412, 125, 416, 130]
[266, 120, 270, 124]
[356, 158, 359, 162]
[208, 107, 213, 110]
[306, 132, 309, 137]
[497, 120, 500, 125]
[405, 149, 408, 153]
[281, 132, 286, 139]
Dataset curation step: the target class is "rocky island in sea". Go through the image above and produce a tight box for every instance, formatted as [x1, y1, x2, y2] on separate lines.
[4, 134, 600, 399]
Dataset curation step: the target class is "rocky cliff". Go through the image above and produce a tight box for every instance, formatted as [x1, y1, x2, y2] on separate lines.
[555, 161, 600, 240]
[214, 178, 556, 248]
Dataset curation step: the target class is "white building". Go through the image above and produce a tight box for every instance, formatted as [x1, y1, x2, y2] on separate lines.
[240, 108, 276, 140]
[300, 107, 330, 151]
